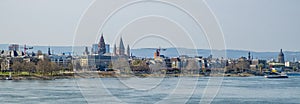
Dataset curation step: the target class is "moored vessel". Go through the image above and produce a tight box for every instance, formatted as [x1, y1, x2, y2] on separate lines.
[264, 72, 288, 78]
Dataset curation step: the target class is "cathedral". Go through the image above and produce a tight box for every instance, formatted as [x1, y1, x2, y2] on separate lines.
[97, 34, 130, 56]
[113, 37, 130, 56]
[98, 34, 106, 55]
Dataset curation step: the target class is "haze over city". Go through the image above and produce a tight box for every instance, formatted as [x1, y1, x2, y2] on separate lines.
[1, 1, 300, 104]
[1, 0, 299, 52]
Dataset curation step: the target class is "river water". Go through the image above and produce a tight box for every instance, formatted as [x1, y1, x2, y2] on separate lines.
[1, 76, 300, 104]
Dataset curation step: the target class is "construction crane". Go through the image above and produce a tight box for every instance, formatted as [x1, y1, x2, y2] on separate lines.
[154, 47, 166, 58]
[20, 44, 33, 56]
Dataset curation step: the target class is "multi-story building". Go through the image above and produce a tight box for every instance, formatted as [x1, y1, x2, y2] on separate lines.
[251, 59, 267, 68]
[49, 54, 72, 68]
[171, 58, 181, 69]
[92, 44, 98, 54]
[8, 44, 19, 51]
[105, 44, 110, 53]
[77, 34, 132, 71]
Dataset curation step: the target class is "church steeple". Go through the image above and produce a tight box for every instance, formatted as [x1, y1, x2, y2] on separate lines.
[248, 51, 250, 60]
[118, 37, 125, 56]
[98, 33, 106, 55]
[48, 46, 51, 55]
[126, 44, 130, 56]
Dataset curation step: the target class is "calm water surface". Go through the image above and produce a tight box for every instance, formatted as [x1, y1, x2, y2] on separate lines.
[1, 76, 300, 104]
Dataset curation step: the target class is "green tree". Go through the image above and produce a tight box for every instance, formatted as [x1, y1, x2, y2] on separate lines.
[132, 60, 142, 66]
[293, 66, 297, 72]
[258, 63, 264, 73]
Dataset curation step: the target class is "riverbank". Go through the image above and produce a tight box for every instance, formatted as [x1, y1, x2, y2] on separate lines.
[1, 71, 257, 80]
[0, 73, 74, 80]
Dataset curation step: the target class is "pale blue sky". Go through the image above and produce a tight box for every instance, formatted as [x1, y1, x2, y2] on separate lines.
[0, 0, 299, 52]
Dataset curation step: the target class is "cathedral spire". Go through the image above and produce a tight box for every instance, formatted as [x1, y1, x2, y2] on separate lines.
[118, 37, 125, 56]
[48, 46, 51, 55]
[127, 44, 130, 56]
[98, 33, 106, 55]
[248, 51, 251, 60]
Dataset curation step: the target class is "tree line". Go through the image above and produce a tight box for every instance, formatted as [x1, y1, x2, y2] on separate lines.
[10, 59, 73, 76]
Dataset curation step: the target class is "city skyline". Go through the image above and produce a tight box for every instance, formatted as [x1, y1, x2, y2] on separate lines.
[0, 0, 300, 52]
[1, 1, 300, 104]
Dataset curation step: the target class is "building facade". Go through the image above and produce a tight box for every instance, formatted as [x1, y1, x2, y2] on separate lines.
[92, 44, 98, 54]
[8, 44, 19, 51]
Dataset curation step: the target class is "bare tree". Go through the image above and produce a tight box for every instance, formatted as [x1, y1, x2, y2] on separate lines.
[67, 63, 73, 72]
[112, 58, 131, 74]
[50, 62, 60, 76]
[184, 59, 200, 74]
[11, 61, 23, 75]
[24, 62, 36, 76]
[236, 61, 250, 73]
[36, 60, 51, 76]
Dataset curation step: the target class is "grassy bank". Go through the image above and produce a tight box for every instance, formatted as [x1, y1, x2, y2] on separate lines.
[1, 71, 257, 80]
[0, 71, 74, 80]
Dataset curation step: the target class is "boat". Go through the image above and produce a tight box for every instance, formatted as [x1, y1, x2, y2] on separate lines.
[5, 77, 12, 80]
[5, 71, 13, 80]
[264, 72, 288, 78]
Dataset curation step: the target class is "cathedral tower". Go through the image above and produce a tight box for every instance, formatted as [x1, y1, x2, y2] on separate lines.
[98, 34, 106, 55]
[126, 44, 130, 56]
[118, 37, 125, 56]
[278, 49, 285, 63]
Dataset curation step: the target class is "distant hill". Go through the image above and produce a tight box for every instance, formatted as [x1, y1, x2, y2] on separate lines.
[0, 44, 85, 55]
[1, 44, 299, 61]
[131, 48, 300, 61]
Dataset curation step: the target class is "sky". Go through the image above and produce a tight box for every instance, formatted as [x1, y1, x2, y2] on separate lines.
[0, 0, 299, 52]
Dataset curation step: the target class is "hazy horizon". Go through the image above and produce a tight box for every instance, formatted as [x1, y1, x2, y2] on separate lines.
[1, 0, 299, 52]
[0, 43, 297, 53]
